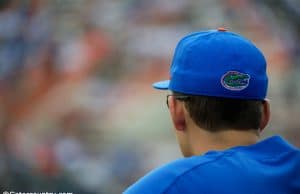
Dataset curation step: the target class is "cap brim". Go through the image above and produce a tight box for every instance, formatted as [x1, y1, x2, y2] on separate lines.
[152, 80, 170, 90]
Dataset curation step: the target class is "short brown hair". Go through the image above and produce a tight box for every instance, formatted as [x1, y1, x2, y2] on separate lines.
[173, 92, 263, 132]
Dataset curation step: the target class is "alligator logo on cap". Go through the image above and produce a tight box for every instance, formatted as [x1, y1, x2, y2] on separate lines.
[221, 71, 250, 91]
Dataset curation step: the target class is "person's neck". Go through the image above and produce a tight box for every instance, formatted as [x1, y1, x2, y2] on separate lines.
[189, 127, 260, 156]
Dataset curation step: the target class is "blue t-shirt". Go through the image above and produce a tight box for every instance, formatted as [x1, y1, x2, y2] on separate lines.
[123, 136, 300, 194]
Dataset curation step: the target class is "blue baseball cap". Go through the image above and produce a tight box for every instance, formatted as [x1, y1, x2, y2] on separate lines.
[152, 28, 268, 100]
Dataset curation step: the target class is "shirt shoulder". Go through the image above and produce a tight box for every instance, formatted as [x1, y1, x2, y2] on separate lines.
[123, 152, 223, 194]
[124, 136, 300, 194]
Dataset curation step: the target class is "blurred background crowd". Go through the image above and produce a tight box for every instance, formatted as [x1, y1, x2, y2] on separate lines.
[0, 0, 299, 193]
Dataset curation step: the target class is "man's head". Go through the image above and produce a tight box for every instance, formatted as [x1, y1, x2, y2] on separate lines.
[153, 28, 270, 156]
[169, 92, 265, 132]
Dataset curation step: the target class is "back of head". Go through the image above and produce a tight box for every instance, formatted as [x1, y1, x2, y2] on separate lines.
[153, 28, 268, 132]
[173, 92, 263, 132]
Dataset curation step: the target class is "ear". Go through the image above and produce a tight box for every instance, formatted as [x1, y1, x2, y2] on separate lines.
[259, 99, 270, 131]
[168, 96, 186, 131]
